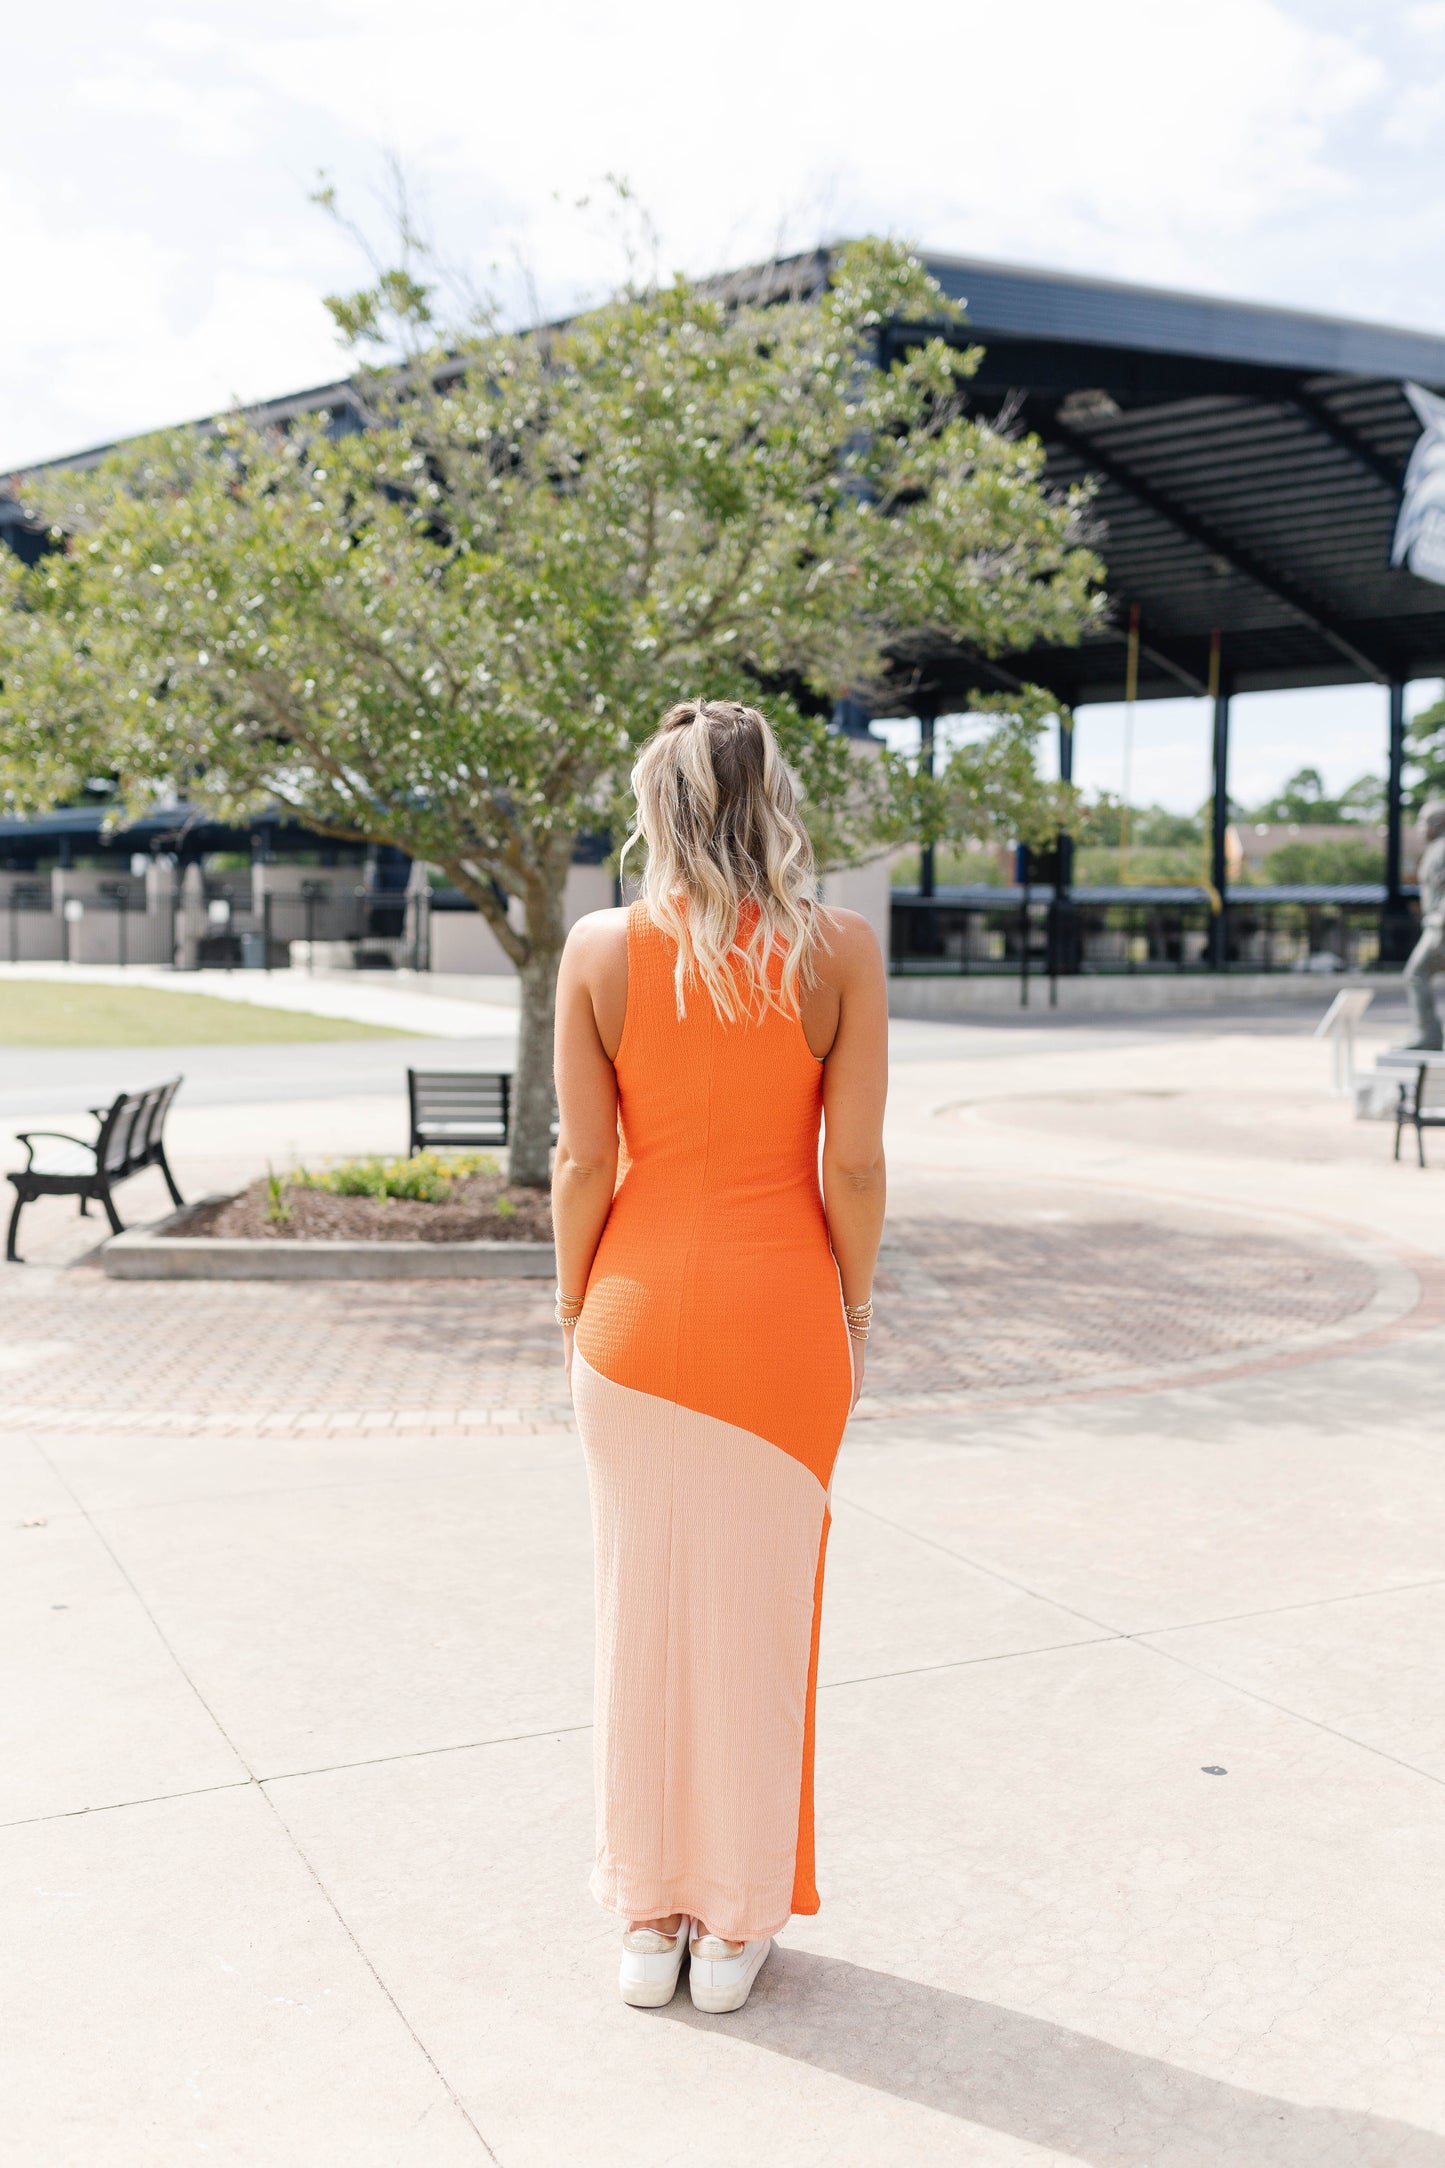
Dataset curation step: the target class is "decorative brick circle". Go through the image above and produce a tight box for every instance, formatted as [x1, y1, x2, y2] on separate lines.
[866, 1211, 1384, 1410]
[0, 1195, 1394, 1436]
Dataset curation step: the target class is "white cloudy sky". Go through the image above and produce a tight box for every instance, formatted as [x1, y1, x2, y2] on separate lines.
[6, 0, 1445, 805]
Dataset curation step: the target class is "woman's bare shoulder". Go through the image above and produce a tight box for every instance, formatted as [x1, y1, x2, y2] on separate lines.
[563, 907, 630, 963]
[814, 906, 885, 982]
[559, 911, 630, 1057]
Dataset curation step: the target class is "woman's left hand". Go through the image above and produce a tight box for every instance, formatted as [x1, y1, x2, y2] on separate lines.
[850, 1339, 864, 1411]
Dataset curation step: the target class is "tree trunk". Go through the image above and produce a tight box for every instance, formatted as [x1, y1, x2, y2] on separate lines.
[442, 850, 569, 1189]
[508, 878, 568, 1189]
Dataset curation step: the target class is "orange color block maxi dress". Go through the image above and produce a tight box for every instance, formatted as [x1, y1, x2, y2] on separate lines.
[572, 903, 853, 1943]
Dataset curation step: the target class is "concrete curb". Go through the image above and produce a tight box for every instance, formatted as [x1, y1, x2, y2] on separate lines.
[888, 971, 1383, 1018]
[103, 1201, 553, 1281]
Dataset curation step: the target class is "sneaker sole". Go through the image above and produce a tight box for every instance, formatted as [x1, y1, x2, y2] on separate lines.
[689, 1942, 769, 2014]
[620, 1970, 685, 2009]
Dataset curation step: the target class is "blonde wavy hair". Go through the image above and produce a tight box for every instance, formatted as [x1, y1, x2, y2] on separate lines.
[620, 698, 821, 1022]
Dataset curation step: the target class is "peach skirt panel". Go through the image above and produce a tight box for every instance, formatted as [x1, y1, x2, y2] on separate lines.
[573, 1350, 830, 1942]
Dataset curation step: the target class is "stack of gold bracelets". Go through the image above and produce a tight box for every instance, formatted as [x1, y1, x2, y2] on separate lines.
[559, 1288, 873, 1339]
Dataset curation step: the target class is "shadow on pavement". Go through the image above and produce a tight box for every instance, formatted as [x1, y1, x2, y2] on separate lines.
[662, 1948, 1444, 2166]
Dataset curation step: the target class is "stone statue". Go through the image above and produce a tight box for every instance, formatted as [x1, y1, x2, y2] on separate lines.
[1403, 798, 1445, 1050]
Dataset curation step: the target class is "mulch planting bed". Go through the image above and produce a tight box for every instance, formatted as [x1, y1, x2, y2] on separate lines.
[183, 1173, 554, 1244]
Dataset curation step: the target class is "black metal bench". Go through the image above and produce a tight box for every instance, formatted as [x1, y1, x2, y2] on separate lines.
[6, 1077, 184, 1262]
[408, 1069, 511, 1154]
[406, 1069, 557, 1156]
[1392, 1053, 1445, 1168]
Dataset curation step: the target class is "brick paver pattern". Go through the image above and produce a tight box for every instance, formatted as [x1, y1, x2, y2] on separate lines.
[871, 1214, 1379, 1399]
[0, 1207, 1386, 1436]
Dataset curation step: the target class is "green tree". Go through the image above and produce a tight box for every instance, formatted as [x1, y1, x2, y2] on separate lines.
[1248, 766, 1384, 824]
[0, 238, 1103, 1181]
[1262, 837, 1385, 884]
[1084, 798, 1202, 850]
[1135, 805, 1204, 849]
[1408, 693, 1445, 809]
[1250, 766, 1329, 820]
[1336, 772, 1385, 823]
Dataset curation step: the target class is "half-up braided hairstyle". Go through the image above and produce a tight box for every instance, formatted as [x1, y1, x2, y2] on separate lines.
[621, 698, 820, 1022]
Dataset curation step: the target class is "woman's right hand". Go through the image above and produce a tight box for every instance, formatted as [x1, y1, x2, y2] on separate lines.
[562, 1320, 576, 1391]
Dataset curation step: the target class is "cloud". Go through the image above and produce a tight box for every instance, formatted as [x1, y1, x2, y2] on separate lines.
[1383, 77, 1445, 147]
[73, 69, 262, 160]
[211, 0, 1383, 303]
[0, 0, 1422, 469]
[0, 176, 347, 470]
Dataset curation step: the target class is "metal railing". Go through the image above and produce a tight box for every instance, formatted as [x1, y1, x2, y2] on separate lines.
[0, 882, 431, 971]
[891, 884, 1413, 981]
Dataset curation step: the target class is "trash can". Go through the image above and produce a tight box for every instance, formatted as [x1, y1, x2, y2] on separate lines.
[239, 931, 267, 970]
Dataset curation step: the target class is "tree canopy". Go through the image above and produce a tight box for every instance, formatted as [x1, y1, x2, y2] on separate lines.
[1245, 766, 1384, 825]
[1409, 693, 1445, 809]
[0, 236, 1106, 1178]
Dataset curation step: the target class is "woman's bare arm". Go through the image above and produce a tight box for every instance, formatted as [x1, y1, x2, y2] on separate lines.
[818, 911, 888, 1404]
[551, 913, 626, 1367]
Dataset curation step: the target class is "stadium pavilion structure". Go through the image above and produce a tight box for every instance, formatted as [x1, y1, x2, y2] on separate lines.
[847, 251, 1445, 971]
[5, 249, 1445, 977]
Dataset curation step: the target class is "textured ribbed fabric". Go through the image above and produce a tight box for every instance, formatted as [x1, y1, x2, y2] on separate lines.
[574, 903, 852, 1940]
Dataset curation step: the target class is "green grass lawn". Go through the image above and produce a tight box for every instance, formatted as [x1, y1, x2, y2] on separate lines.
[0, 980, 412, 1048]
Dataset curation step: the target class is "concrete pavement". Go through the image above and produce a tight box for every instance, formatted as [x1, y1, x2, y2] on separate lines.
[4, 999, 1445, 2164]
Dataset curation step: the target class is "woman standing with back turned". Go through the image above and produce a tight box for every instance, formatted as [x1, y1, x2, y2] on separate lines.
[552, 698, 888, 2014]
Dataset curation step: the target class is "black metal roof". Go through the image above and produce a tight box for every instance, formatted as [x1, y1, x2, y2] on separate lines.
[902, 253, 1445, 706]
[0, 800, 354, 864]
[10, 248, 1445, 709]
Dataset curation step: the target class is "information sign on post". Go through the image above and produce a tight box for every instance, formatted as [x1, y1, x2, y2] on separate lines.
[1314, 988, 1374, 1097]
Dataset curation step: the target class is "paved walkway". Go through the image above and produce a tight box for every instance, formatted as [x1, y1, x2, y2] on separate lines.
[6, 1003, 1445, 2164]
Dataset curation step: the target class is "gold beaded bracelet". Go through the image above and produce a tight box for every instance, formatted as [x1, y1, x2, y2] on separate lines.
[555, 1287, 585, 1326]
[844, 1296, 874, 1341]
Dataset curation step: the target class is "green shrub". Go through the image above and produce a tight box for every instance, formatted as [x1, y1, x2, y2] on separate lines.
[1262, 838, 1384, 884]
[1076, 844, 1208, 885]
[890, 844, 1008, 888]
[292, 1150, 497, 1204]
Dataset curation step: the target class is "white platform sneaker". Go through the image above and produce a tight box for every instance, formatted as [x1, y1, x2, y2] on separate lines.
[618, 1917, 691, 2008]
[688, 1931, 772, 2013]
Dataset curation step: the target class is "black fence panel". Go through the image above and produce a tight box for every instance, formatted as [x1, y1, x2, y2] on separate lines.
[892, 885, 1415, 978]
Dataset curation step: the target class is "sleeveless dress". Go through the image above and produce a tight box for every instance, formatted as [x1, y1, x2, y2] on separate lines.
[572, 902, 854, 1942]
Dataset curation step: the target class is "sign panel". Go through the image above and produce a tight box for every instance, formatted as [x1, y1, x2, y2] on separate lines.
[1393, 382, 1445, 588]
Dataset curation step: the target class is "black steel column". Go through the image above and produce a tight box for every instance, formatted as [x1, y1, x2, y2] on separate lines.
[1210, 680, 1232, 969]
[1049, 711, 1080, 978]
[1382, 680, 1414, 964]
[918, 710, 937, 899]
[1057, 711, 1074, 879]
